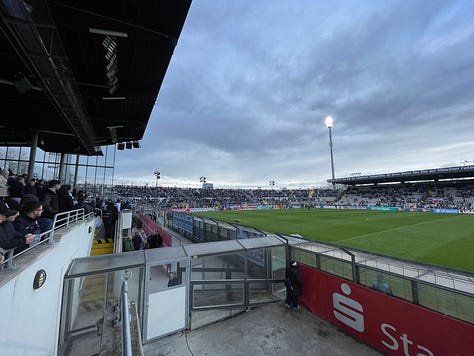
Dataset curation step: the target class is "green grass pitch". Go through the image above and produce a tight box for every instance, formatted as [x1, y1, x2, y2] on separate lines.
[194, 209, 474, 272]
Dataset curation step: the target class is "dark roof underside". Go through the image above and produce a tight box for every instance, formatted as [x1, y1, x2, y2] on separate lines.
[0, 0, 191, 155]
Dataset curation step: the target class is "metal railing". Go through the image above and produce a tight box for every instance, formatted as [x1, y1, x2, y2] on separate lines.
[286, 237, 474, 324]
[120, 281, 132, 356]
[1, 208, 96, 270]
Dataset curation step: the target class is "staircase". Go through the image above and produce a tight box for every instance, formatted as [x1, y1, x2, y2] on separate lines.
[91, 238, 114, 256]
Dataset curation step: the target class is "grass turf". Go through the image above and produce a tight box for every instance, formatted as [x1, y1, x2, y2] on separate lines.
[194, 208, 474, 272]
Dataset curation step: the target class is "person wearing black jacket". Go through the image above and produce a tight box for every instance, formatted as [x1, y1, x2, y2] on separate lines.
[0, 202, 34, 252]
[57, 184, 75, 213]
[284, 261, 302, 311]
[38, 179, 60, 233]
[102, 201, 118, 239]
[13, 201, 43, 249]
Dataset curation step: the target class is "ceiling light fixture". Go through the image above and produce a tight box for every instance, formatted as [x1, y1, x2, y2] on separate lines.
[90, 28, 128, 38]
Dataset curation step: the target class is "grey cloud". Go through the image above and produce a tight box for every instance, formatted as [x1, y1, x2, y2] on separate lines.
[115, 0, 474, 187]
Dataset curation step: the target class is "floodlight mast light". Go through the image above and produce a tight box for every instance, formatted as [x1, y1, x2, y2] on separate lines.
[325, 116, 335, 189]
[325, 116, 333, 128]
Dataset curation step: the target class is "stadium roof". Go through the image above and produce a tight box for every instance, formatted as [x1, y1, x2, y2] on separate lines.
[0, 0, 191, 155]
[328, 165, 474, 186]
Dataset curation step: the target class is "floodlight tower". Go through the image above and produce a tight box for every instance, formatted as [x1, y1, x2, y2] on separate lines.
[325, 116, 335, 189]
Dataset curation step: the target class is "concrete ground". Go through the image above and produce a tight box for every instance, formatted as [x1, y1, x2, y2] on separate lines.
[143, 301, 382, 356]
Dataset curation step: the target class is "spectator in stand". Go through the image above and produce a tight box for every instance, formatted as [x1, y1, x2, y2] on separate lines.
[38, 179, 61, 233]
[0, 201, 34, 252]
[8, 175, 25, 203]
[24, 178, 38, 196]
[13, 200, 43, 249]
[102, 201, 118, 239]
[147, 233, 162, 249]
[372, 274, 393, 295]
[75, 195, 94, 214]
[132, 233, 142, 251]
[58, 184, 75, 213]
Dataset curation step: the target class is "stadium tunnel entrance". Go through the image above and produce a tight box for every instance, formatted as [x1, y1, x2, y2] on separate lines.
[59, 236, 288, 354]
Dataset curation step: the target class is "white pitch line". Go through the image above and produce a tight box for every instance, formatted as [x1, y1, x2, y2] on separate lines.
[338, 215, 462, 243]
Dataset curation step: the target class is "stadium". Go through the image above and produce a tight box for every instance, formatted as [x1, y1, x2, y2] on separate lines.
[0, 1, 473, 356]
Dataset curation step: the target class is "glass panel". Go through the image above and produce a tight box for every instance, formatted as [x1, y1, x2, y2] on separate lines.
[418, 283, 474, 324]
[358, 266, 413, 301]
[184, 239, 243, 257]
[192, 282, 244, 308]
[0, 147, 6, 160]
[249, 280, 278, 304]
[320, 255, 353, 280]
[238, 236, 284, 249]
[75, 166, 88, 192]
[66, 251, 145, 277]
[271, 246, 286, 273]
[97, 151, 106, 166]
[145, 246, 187, 262]
[35, 149, 45, 162]
[191, 253, 245, 281]
[103, 145, 115, 167]
[79, 154, 88, 165]
[292, 248, 317, 268]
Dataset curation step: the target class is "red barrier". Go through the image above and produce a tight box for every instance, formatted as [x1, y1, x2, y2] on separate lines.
[139, 215, 172, 247]
[299, 264, 474, 356]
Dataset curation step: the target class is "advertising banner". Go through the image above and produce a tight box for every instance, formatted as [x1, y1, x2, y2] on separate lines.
[171, 213, 194, 235]
[299, 265, 474, 356]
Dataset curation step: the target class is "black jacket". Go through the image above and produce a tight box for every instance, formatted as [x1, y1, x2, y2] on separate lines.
[57, 187, 75, 213]
[39, 188, 59, 219]
[0, 221, 26, 250]
[13, 214, 41, 236]
[285, 265, 302, 296]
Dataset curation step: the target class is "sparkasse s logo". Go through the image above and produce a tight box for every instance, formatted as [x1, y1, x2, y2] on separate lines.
[331, 282, 434, 355]
[332, 283, 365, 332]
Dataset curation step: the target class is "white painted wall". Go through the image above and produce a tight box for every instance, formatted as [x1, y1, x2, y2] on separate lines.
[0, 218, 96, 356]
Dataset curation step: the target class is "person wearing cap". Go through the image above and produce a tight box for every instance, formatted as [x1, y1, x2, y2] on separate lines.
[0, 201, 34, 251]
[38, 179, 61, 233]
[284, 260, 302, 311]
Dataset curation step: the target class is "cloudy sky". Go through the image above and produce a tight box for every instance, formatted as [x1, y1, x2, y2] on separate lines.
[114, 0, 474, 188]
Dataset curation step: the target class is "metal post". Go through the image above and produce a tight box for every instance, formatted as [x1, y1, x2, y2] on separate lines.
[73, 154, 80, 192]
[121, 281, 132, 356]
[27, 131, 38, 182]
[328, 126, 335, 189]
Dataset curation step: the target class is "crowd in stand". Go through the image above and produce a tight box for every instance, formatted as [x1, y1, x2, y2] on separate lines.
[113, 180, 474, 212]
[0, 170, 104, 262]
[115, 185, 341, 210]
[2, 168, 473, 263]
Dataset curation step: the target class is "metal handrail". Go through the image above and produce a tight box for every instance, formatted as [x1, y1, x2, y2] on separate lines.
[121, 281, 132, 356]
[1, 208, 96, 270]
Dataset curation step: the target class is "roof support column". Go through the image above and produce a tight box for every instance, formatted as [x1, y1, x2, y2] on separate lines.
[27, 132, 38, 182]
[73, 154, 80, 191]
[58, 153, 66, 182]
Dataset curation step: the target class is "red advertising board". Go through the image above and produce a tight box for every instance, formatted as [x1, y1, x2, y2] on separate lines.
[139, 215, 172, 247]
[299, 264, 474, 356]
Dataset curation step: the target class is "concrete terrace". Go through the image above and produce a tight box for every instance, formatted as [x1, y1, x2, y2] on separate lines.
[143, 302, 382, 356]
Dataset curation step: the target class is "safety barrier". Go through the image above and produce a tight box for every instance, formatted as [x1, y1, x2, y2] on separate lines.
[1, 208, 96, 270]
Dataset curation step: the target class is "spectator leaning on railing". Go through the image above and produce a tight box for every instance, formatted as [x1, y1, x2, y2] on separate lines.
[0, 200, 34, 252]
[13, 200, 43, 249]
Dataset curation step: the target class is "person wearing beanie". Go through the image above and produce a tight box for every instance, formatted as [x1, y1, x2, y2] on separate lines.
[0, 201, 34, 251]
